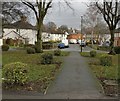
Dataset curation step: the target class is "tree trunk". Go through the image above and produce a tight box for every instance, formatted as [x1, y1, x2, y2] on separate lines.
[109, 29, 116, 55]
[35, 22, 43, 53]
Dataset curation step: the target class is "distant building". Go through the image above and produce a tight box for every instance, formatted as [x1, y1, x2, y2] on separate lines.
[2, 16, 37, 45]
[2, 16, 68, 46]
[67, 33, 84, 43]
[114, 27, 120, 46]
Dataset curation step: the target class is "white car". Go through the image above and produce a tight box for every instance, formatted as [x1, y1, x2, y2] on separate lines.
[69, 39, 77, 44]
[62, 39, 69, 48]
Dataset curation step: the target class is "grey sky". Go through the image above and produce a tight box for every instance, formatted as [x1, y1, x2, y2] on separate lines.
[30, 1, 89, 30]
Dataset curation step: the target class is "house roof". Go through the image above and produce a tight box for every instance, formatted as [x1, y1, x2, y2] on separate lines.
[3, 16, 36, 30]
[115, 27, 120, 33]
[13, 21, 36, 30]
[3, 21, 36, 30]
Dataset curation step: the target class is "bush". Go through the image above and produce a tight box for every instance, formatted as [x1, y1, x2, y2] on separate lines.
[6, 38, 14, 46]
[2, 44, 9, 51]
[26, 47, 35, 54]
[41, 53, 53, 64]
[54, 49, 61, 56]
[90, 50, 97, 57]
[114, 46, 120, 54]
[2, 62, 29, 86]
[100, 55, 112, 66]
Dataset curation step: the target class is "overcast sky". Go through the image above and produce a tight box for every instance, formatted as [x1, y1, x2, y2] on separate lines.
[30, 0, 89, 30]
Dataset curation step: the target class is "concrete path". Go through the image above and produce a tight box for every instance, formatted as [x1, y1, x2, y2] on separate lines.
[46, 51, 104, 98]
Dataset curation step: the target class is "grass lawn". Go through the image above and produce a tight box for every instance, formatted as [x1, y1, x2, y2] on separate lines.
[80, 52, 119, 80]
[2, 50, 69, 93]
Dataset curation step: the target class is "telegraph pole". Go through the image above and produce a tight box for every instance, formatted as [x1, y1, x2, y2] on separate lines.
[81, 16, 83, 52]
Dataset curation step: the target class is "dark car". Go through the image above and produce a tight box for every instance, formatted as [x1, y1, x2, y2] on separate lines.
[58, 43, 65, 49]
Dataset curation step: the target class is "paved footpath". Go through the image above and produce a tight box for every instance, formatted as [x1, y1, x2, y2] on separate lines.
[2, 49, 116, 99]
[46, 51, 104, 99]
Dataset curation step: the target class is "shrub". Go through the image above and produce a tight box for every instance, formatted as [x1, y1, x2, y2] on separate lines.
[114, 46, 120, 54]
[100, 55, 112, 66]
[41, 53, 53, 64]
[90, 50, 97, 57]
[54, 49, 61, 56]
[2, 62, 29, 86]
[26, 47, 35, 54]
[2, 44, 9, 51]
[6, 38, 14, 46]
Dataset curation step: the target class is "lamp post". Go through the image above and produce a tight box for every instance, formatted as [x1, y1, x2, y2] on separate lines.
[81, 16, 83, 52]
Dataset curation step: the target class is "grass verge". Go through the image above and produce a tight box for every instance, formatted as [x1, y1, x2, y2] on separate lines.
[80, 52, 119, 96]
[2, 50, 69, 93]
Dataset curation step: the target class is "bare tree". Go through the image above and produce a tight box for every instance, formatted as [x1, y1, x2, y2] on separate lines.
[46, 22, 57, 33]
[2, 2, 30, 25]
[95, 0, 120, 54]
[58, 25, 69, 33]
[22, 0, 52, 53]
[22, 0, 73, 53]
[84, 5, 101, 45]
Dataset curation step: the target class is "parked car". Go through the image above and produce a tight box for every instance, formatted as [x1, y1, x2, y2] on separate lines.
[103, 41, 110, 46]
[62, 39, 69, 48]
[58, 43, 65, 49]
[69, 39, 77, 44]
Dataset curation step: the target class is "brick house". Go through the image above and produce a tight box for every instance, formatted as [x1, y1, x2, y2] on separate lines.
[114, 27, 120, 46]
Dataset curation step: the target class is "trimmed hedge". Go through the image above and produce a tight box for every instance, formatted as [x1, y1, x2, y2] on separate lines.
[42, 44, 53, 49]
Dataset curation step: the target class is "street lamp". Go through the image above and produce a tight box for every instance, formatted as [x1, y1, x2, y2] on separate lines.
[80, 16, 83, 52]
